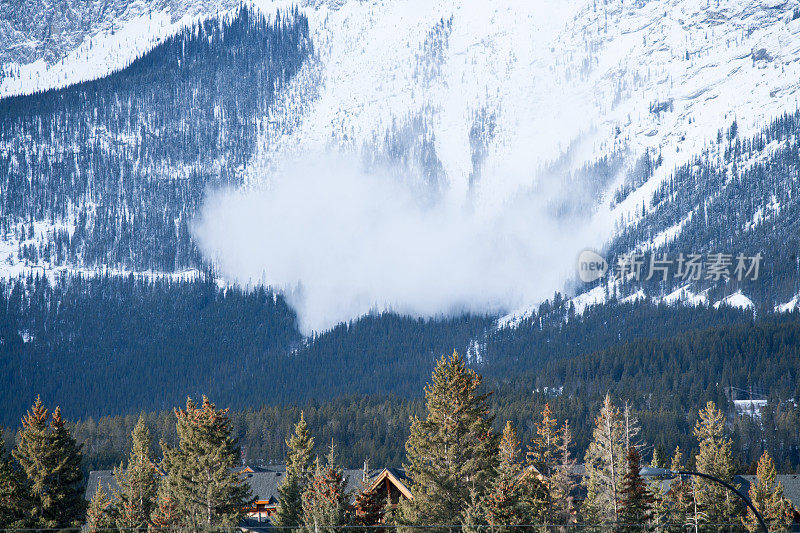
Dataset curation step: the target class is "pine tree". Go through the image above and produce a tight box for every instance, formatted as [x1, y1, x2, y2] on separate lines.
[114, 415, 159, 531]
[665, 447, 693, 533]
[0, 436, 28, 529]
[583, 394, 625, 525]
[302, 444, 351, 533]
[742, 451, 793, 532]
[274, 412, 316, 529]
[549, 420, 578, 525]
[48, 407, 85, 526]
[481, 421, 535, 531]
[693, 401, 738, 528]
[86, 485, 115, 533]
[149, 482, 184, 531]
[13, 398, 84, 528]
[617, 448, 654, 533]
[352, 461, 385, 532]
[401, 351, 498, 527]
[161, 396, 252, 529]
[526, 405, 562, 524]
[651, 444, 667, 469]
[529, 404, 559, 475]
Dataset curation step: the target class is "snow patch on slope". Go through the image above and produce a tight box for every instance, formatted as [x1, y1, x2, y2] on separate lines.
[714, 291, 755, 310]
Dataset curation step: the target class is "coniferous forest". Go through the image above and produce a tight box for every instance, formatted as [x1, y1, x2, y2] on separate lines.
[2, 353, 797, 531]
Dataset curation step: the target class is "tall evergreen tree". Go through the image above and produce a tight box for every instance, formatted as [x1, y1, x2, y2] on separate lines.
[529, 404, 558, 475]
[583, 394, 624, 525]
[0, 435, 28, 529]
[114, 414, 159, 531]
[274, 412, 316, 529]
[526, 405, 562, 524]
[86, 485, 115, 533]
[401, 351, 499, 527]
[302, 444, 351, 533]
[481, 421, 536, 531]
[149, 482, 184, 531]
[617, 448, 654, 533]
[161, 396, 252, 529]
[693, 401, 738, 528]
[549, 420, 578, 525]
[13, 398, 84, 528]
[665, 447, 694, 533]
[48, 407, 85, 526]
[742, 451, 793, 532]
[650, 444, 667, 469]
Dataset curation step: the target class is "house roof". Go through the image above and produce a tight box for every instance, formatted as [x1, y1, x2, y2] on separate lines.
[85, 470, 121, 501]
[367, 467, 413, 500]
[85, 465, 409, 505]
[736, 474, 800, 510]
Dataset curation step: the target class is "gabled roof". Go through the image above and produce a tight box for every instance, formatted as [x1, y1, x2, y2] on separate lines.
[85, 465, 407, 505]
[367, 467, 413, 501]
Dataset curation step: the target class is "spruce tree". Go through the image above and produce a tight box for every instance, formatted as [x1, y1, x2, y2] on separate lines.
[12, 397, 50, 527]
[161, 396, 252, 529]
[665, 447, 694, 533]
[0, 436, 28, 529]
[549, 420, 578, 525]
[302, 444, 351, 533]
[149, 482, 184, 531]
[693, 401, 738, 527]
[114, 414, 159, 531]
[401, 351, 499, 527]
[274, 412, 316, 529]
[617, 448, 653, 533]
[481, 421, 534, 531]
[651, 444, 667, 469]
[529, 404, 558, 475]
[49, 407, 85, 526]
[352, 461, 385, 532]
[583, 394, 624, 525]
[742, 451, 793, 532]
[86, 485, 116, 533]
[13, 398, 84, 528]
[526, 405, 561, 524]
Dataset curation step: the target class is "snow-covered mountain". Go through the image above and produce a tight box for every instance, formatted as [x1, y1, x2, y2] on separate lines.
[9, 0, 800, 203]
[0, 0, 241, 84]
[3, 0, 800, 330]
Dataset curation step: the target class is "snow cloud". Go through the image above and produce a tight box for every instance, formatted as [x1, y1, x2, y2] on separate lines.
[193, 153, 603, 334]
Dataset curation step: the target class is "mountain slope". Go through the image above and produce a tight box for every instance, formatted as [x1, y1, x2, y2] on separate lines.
[0, 5, 310, 273]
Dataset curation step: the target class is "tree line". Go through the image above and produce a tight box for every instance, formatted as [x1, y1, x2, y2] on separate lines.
[6, 293, 800, 478]
[2, 352, 797, 531]
[2, 270, 783, 427]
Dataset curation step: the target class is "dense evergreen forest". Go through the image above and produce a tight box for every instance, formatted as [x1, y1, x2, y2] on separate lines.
[5, 303, 799, 476]
[0, 271, 781, 428]
[0, 273, 491, 425]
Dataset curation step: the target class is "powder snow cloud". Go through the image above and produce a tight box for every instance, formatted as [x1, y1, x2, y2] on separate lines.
[193, 154, 602, 334]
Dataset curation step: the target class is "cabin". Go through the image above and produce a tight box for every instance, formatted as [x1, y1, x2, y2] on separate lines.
[239, 465, 413, 524]
[85, 464, 414, 527]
